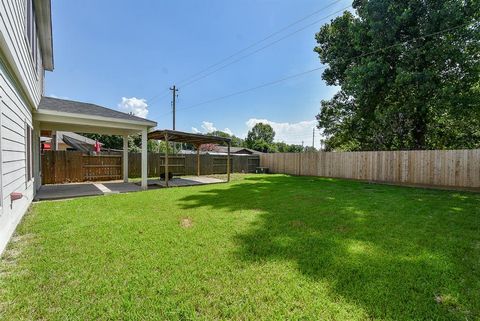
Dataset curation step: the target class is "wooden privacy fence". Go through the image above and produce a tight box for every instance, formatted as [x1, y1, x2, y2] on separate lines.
[42, 151, 260, 184]
[260, 150, 480, 189]
[127, 153, 260, 178]
[42, 151, 122, 184]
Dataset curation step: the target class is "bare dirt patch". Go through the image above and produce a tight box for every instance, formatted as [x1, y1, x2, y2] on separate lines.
[336, 225, 351, 233]
[180, 217, 193, 228]
[290, 220, 307, 229]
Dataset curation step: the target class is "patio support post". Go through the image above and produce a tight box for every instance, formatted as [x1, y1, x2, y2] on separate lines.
[164, 133, 169, 187]
[141, 129, 148, 190]
[123, 134, 128, 183]
[227, 141, 231, 182]
[196, 144, 201, 176]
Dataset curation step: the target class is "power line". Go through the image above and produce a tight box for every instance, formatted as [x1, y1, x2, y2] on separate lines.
[275, 130, 322, 138]
[180, 5, 351, 89]
[175, 0, 347, 87]
[145, 1, 346, 106]
[174, 21, 472, 114]
[147, 90, 170, 105]
[177, 67, 325, 112]
[277, 133, 321, 139]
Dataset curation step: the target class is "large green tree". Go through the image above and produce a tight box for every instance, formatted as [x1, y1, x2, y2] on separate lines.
[207, 130, 245, 147]
[315, 0, 480, 151]
[82, 133, 175, 153]
[275, 142, 305, 153]
[245, 123, 277, 153]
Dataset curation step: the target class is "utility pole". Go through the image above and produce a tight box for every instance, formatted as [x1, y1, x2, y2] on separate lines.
[169, 85, 178, 130]
[312, 128, 315, 148]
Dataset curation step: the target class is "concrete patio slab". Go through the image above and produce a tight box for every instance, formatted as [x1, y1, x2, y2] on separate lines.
[34, 183, 103, 201]
[34, 176, 226, 201]
[102, 182, 146, 193]
[146, 176, 225, 187]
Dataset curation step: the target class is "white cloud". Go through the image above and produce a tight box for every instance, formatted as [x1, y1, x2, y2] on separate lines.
[191, 121, 233, 135]
[118, 97, 148, 118]
[49, 94, 70, 99]
[245, 118, 322, 146]
[201, 121, 216, 133]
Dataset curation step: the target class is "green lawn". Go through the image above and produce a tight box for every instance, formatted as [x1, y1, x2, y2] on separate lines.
[1, 174, 479, 320]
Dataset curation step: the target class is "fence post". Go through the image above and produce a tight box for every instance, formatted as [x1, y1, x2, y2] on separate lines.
[227, 143, 231, 182]
[123, 135, 128, 182]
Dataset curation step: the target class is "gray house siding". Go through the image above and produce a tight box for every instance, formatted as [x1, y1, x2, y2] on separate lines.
[0, 0, 44, 253]
[0, 0, 44, 106]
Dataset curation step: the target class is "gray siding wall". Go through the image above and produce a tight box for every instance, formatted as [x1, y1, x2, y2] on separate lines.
[0, 0, 44, 106]
[0, 0, 44, 253]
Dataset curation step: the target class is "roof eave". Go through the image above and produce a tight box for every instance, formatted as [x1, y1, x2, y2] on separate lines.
[36, 108, 158, 128]
[33, 0, 54, 71]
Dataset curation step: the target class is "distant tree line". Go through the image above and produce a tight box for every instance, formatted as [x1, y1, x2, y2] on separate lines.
[81, 133, 177, 153]
[82, 122, 315, 154]
[209, 124, 316, 153]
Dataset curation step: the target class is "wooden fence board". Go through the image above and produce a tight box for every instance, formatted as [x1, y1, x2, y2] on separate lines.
[42, 151, 260, 184]
[260, 149, 480, 189]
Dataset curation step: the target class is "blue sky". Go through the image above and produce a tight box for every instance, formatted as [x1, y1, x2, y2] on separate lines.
[46, 0, 350, 146]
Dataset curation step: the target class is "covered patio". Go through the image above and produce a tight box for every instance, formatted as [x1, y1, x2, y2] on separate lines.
[147, 129, 232, 187]
[33, 96, 157, 190]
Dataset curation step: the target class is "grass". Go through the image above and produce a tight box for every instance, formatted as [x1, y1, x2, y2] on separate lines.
[1, 174, 479, 320]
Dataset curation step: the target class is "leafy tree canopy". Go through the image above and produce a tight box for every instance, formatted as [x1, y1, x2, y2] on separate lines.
[275, 142, 305, 153]
[207, 130, 245, 147]
[82, 134, 176, 153]
[315, 0, 480, 151]
[84, 129, 317, 154]
[245, 123, 277, 153]
[303, 146, 318, 153]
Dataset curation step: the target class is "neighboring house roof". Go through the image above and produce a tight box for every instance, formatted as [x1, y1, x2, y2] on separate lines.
[39, 97, 157, 126]
[178, 148, 262, 156]
[178, 150, 197, 155]
[40, 132, 101, 152]
[33, 0, 54, 71]
[56, 132, 99, 146]
[213, 146, 263, 155]
[60, 135, 94, 153]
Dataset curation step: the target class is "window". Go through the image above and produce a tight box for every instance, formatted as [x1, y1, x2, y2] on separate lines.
[26, 0, 38, 72]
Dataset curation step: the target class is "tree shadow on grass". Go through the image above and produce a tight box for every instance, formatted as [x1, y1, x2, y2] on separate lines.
[178, 175, 480, 320]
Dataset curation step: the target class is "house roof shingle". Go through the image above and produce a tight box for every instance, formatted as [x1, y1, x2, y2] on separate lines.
[38, 96, 157, 126]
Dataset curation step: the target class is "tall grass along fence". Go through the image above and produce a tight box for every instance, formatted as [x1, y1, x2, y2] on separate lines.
[260, 150, 480, 189]
[42, 151, 259, 184]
